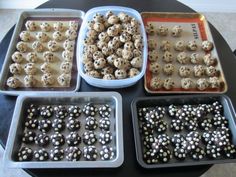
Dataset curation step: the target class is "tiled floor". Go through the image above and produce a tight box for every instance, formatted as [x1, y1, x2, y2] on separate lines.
[0, 9, 236, 177]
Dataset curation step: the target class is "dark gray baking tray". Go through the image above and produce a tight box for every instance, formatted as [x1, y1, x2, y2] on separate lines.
[131, 94, 236, 168]
[4, 92, 123, 168]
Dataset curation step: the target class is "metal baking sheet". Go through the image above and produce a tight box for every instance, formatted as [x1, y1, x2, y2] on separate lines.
[142, 12, 228, 94]
[131, 94, 236, 168]
[4, 92, 124, 168]
[0, 9, 85, 96]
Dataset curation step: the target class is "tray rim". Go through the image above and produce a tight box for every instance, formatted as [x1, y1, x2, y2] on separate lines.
[131, 94, 236, 168]
[0, 8, 85, 96]
[141, 11, 228, 94]
[4, 92, 124, 168]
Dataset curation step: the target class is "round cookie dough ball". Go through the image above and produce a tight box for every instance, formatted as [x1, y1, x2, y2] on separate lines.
[25, 118, 38, 129]
[190, 53, 202, 64]
[60, 62, 72, 74]
[99, 131, 112, 145]
[57, 73, 71, 86]
[174, 40, 185, 51]
[114, 69, 127, 79]
[93, 13, 104, 22]
[18, 147, 33, 161]
[101, 66, 113, 76]
[206, 66, 218, 77]
[48, 40, 59, 52]
[120, 32, 131, 43]
[43, 51, 54, 62]
[160, 40, 171, 51]
[36, 32, 48, 42]
[178, 66, 191, 77]
[105, 11, 114, 19]
[196, 78, 209, 90]
[7, 77, 20, 88]
[162, 51, 173, 63]
[68, 105, 81, 118]
[69, 21, 78, 30]
[94, 58, 106, 69]
[103, 74, 115, 80]
[50, 147, 64, 161]
[102, 47, 113, 56]
[100, 146, 115, 160]
[86, 70, 101, 78]
[34, 133, 50, 146]
[157, 25, 168, 36]
[131, 57, 142, 68]
[24, 63, 36, 75]
[16, 41, 27, 53]
[63, 40, 74, 51]
[50, 132, 65, 146]
[9, 63, 22, 74]
[26, 52, 38, 63]
[106, 54, 117, 66]
[107, 26, 119, 37]
[99, 117, 111, 131]
[41, 62, 52, 74]
[150, 76, 162, 90]
[34, 149, 49, 161]
[40, 22, 51, 32]
[99, 104, 111, 118]
[85, 116, 98, 130]
[54, 105, 68, 119]
[124, 41, 134, 51]
[53, 31, 63, 41]
[86, 29, 98, 40]
[54, 22, 64, 31]
[181, 78, 194, 90]
[187, 40, 198, 51]
[84, 61, 94, 72]
[163, 63, 174, 75]
[83, 103, 98, 116]
[19, 31, 31, 42]
[171, 25, 183, 37]
[66, 117, 81, 131]
[62, 50, 73, 61]
[194, 65, 205, 77]
[31, 150, 46, 162]
[22, 130, 36, 144]
[83, 146, 98, 161]
[134, 39, 143, 50]
[65, 29, 77, 40]
[148, 50, 158, 62]
[163, 78, 175, 90]
[11, 51, 23, 63]
[83, 131, 97, 145]
[203, 54, 217, 66]
[128, 68, 140, 78]
[177, 52, 189, 64]
[108, 15, 119, 25]
[148, 39, 157, 50]
[209, 77, 221, 89]
[32, 41, 44, 52]
[149, 62, 161, 74]
[93, 22, 105, 32]
[41, 73, 54, 86]
[202, 40, 213, 52]
[40, 105, 53, 118]
[122, 49, 133, 60]
[52, 118, 65, 132]
[38, 119, 52, 132]
[65, 147, 82, 161]
[66, 132, 81, 146]
[145, 23, 156, 35]
[24, 75, 37, 87]
[98, 32, 110, 42]
[25, 21, 37, 31]
[93, 51, 104, 61]
[26, 104, 39, 118]
[118, 12, 130, 23]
